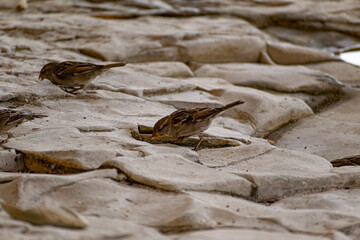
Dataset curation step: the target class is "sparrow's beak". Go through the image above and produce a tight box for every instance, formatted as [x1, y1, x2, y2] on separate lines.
[39, 75, 45, 81]
[151, 132, 160, 140]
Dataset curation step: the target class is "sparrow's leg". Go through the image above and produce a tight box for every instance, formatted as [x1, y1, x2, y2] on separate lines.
[194, 132, 204, 151]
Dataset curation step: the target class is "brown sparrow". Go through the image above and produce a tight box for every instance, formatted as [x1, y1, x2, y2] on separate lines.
[152, 100, 244, 150]
[0, 108, 47, 143]
[39, 61, 127, 93]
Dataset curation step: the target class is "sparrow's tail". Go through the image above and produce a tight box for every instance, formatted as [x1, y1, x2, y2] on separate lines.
[23, 113, 48, 121]
[103, 62, 127, 69]
[200, 100, 244, 120]
[218, 100, 244, 112]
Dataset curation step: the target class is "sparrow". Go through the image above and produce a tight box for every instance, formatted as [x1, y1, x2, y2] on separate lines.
[0, 108, 47, 143]
[152, 100, 244, 151]
[39, 61, 127, 93]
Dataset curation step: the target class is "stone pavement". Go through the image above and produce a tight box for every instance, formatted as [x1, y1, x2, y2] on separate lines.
[0, 0, 360, 239]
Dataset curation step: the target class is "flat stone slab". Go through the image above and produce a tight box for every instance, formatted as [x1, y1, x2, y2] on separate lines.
[178, 35, 266, 63]
[0, 171, 279, 233]
[317, 88, 360, 124]
[0, 212, 169, 240]
[0, 149, 17, 172]
[3, 127, 143, 172]
[266, 41, 339, 65]
[125, 62, 194, 78]
[187, 191, 360, 235]
[272, 115, 360, 161]
[238, 166, 360, 201]
[104, 155, 255, 198]
[147, 90, 222, 109]
[220, 86, 313, 137]
[183, 77, 314, 137]
[173, 228, 330, 240]
[271, 187, 360, 238]
[92, 69, 196, 97]
[198, 143, 332, 173]
[306, 61, 360, 86]
[195, 63, 344, 94]
[1, 1, 360, 239]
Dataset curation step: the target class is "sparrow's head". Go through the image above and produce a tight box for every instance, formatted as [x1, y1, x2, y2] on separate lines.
[152, 115, 171, 139]
[39, 62, 57, 81]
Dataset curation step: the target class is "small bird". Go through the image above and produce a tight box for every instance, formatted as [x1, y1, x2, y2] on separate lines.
[0, 108, 47, 143]
[39, 61, 127, 93]
[152, 100, 244, 151]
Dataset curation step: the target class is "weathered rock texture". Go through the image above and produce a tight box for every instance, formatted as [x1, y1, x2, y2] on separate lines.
[0, 0, 360, 239]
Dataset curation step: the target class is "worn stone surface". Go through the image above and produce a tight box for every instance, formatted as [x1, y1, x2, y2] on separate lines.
[195, 63, 344, 94]
[173, 229, 330, 240]
[271, 88, 360, 160]
[266, 42, 340, 65]
[104, 155, 255, 197]
[306, 61, 360, 87]
[0, 0, 360, 239]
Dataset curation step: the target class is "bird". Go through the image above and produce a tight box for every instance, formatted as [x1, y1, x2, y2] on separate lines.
[0, 108, 47, 143]
[39, 61, 127, 93]
[152, 100, 244, 151]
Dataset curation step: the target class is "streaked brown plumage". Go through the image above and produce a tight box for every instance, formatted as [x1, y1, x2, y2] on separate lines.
[152, 100, 244, 150]
[39, 61, 127, 93]
[0, 108, 47, 142]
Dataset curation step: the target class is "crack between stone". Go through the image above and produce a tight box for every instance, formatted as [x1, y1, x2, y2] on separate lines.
[205, 148, 275, 169]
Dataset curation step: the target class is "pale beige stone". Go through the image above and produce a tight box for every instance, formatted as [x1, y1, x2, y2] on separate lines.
[0, 149, 17, 172]
[104, 155, 255, 197]
[0, 213, 169, 240]
[274, 188, 360, 218]
[222, 147, 332, 174]
[317, 88, 360, 124]
[131, 144, 200, 163]
[67, 15, 267, 62]
[272, 116, 360, 160]
[0, 172, 278, 233]
[181, 77, 233, 94]
[195, 63, 344, 94]
[2, 201, 88, 229]
[0, 1, 360, 239]
[147, 90, 222, 109]
[126, 62, 194, 78]
[186, 191, 360, 236]
[92, 69, 196, 96]
[178, 36, 266, 63]
[238, 166, 360, 201]
[265, 26, 360, 51]
[306, 61, 360, 86]
[198, 142, 274, 167]
[202, 121, 255, 142]
[182, 77, 314, 137]
[173, 228, 329, 240]
[3, 127, 143, 171]
[0, 169, 118, 208]
[267, 42, 339, 65]
[219, 86, 313, 137]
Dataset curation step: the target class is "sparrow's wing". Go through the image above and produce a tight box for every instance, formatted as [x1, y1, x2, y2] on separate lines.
[171, 109, 197, 125]
[0, 109, 11, 128]
[53, 61, 103, 79]
[0, 109, 26, 127]
[191, 108, 220, 122]
[171, 107, 218, 125]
